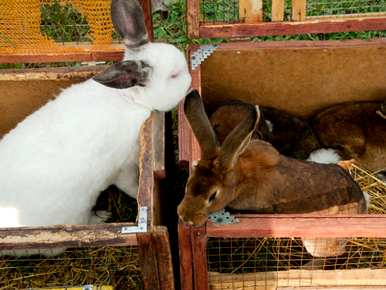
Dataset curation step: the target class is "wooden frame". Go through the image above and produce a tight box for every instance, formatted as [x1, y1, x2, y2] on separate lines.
[0, 65, 172, 290]
[0, 0, 152, 64]
[178, 39, 386, 290]
[187, 0, 386, 39]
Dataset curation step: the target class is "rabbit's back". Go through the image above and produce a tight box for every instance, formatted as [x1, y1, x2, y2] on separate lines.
[0, 80, 150, 227]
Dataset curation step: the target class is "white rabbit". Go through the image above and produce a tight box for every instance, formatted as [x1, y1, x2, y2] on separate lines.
[0, 0, 191, 228]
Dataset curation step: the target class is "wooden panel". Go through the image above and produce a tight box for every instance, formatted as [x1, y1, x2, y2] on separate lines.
[139, 0, 154, 40]
[138, 232, 161, 290]
[207, 215, 386, 238]
[0, 223, 138, 249]
[191, 226, 209, 290]
[292, 0, 307, 21]
[0, 66, 105, 136]
[209, 269, 386, 290]
[239, 0, 263, 23]
[201, 39, 386, 118]
[272, 0, 285, 22]
[198, 16, 386, 38]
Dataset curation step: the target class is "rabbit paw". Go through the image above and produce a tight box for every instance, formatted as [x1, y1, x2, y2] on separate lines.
[208, 209, 239, 224]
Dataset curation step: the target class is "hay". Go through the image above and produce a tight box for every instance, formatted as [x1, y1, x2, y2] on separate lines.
[207, 164, 386, 273]
[0, 246, 142, 289]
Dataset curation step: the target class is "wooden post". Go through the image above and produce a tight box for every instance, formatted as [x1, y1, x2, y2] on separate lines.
[178, 222, 194, 290]
[239, 0, 263, 23]
[292, 0, 307, 21]
[272, 0, 285, 21]
[187, 0, 200, 38]
[139, 0, 154, 40]
[191, 225, 209, 290]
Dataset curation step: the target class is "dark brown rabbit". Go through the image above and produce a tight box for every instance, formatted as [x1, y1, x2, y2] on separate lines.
[311, 101, 386, 173]
[178, 90, 367, 257]
[210, 102, 320, 160]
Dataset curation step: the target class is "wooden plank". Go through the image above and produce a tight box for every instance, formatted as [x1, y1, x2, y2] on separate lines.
[137, 232, 161, 290]
[178, 222, 194, 290]
[0, 223, 138, 249]
[0, 47, 124, 64]
[239, 0, 263, 23]
[207, 215, 386, 238]
[153, 226, 175, 290]
[292, 0, 307, 21]
[198, 16, 386, 38]
[187, 0, 200, 38]
[139, 0, 154, 40]
[208, 269, 386, 289]
[307, 11, 386, 20]
[272, 0, 285, 22]
[191, 225, 209, 290]
[278, 287, 386, 289]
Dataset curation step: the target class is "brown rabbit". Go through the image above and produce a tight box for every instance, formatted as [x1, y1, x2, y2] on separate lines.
[311, 101, 386, 173]
[178, 90, 367, 257]
[210, 102, 320, 160]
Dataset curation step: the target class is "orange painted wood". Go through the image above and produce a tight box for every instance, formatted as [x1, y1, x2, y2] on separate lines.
[292, 0, 307, 21]
[198, 16, 386, 38]
[139, 0, 154, 40]
[239, 0, 263, 23]
[178, 222, 194, 290]
[272, 0, 285, 22]
[206, 215, 386, 238]
[191, 226, 209, 290]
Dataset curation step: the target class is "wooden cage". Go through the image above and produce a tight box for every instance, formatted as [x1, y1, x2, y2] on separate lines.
[0, 1, 175, 289]
[179, 1, 386, 290]
[187, 0, 386, 38]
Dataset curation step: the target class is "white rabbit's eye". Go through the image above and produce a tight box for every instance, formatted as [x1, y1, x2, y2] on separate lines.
[208, 191, 218, 204]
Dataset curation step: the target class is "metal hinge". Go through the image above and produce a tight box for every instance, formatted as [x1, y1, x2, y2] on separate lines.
[121, 206, 148, 233]
[191, 45, 218, 70]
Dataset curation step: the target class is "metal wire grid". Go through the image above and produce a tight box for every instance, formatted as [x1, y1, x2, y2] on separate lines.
[207, 237, 386, 287]
[200, 0, 240, 23]
[0, 246, 142, 289]
[307, 0, 386, 17]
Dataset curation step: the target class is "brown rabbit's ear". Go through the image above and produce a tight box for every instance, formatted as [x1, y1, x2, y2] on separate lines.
[111, 0, 149, 48]
[219, 105, 260, 169]
[184, 90, 219, 159]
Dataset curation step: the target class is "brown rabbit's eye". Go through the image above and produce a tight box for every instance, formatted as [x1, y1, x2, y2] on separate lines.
[208, 191, 218, 203]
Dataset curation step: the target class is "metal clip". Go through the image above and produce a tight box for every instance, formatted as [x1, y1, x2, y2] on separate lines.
[121, 206, 148, 234]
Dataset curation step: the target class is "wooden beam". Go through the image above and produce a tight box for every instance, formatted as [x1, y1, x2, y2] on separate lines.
[198, 16, 386, 38]
[138, 232, 161, 290]
[0, 223, 138, 249]
[207, 215, 386, 238]
[139, 0, 154, 40]
[178, 222, 194, 290]
[272, 0, 285, 22]
[208, 269, 386, 290]
[192, 226, 209, 290]
[292, 0, 307, 21]
[187, 0, 200, 38]
[239, 0, 263, 23]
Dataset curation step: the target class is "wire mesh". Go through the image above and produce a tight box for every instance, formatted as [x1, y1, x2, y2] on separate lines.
[200, 0, 240, 24]
[0, 246, 143, 289]
[207, 237, 386, 289]
[307, 0, 386, 17]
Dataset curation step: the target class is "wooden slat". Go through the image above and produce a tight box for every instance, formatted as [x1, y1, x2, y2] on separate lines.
[207, 215, 386, 238]
[272, 0, 285, 21]
[191, 226, 209, 290]
[239, 0, 263, 23]
[187, 0, 200, 38]
[153, 226, 175, 290]
[292, 0, 307, 21]
[198, 16, 386, 38]
[139, 0, 154, 40]
[138, 232, 161, 290]
[209, 269, 386, 290]
[0, 223, 138, 249]
[178, 222, 194, 290]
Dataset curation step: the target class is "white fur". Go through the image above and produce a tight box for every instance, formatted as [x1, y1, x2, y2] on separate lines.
[307, 148, 342, 164]
[265, 119, 273, 133]
[0, 43, 191, 228]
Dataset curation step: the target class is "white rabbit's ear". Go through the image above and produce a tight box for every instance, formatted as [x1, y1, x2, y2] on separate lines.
[93, 60, 151, 89]
[111, 0, 149, 48]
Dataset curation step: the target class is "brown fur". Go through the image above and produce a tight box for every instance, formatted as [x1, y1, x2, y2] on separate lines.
[210, 103, 320, 160]
[312, 101, 386, 172]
